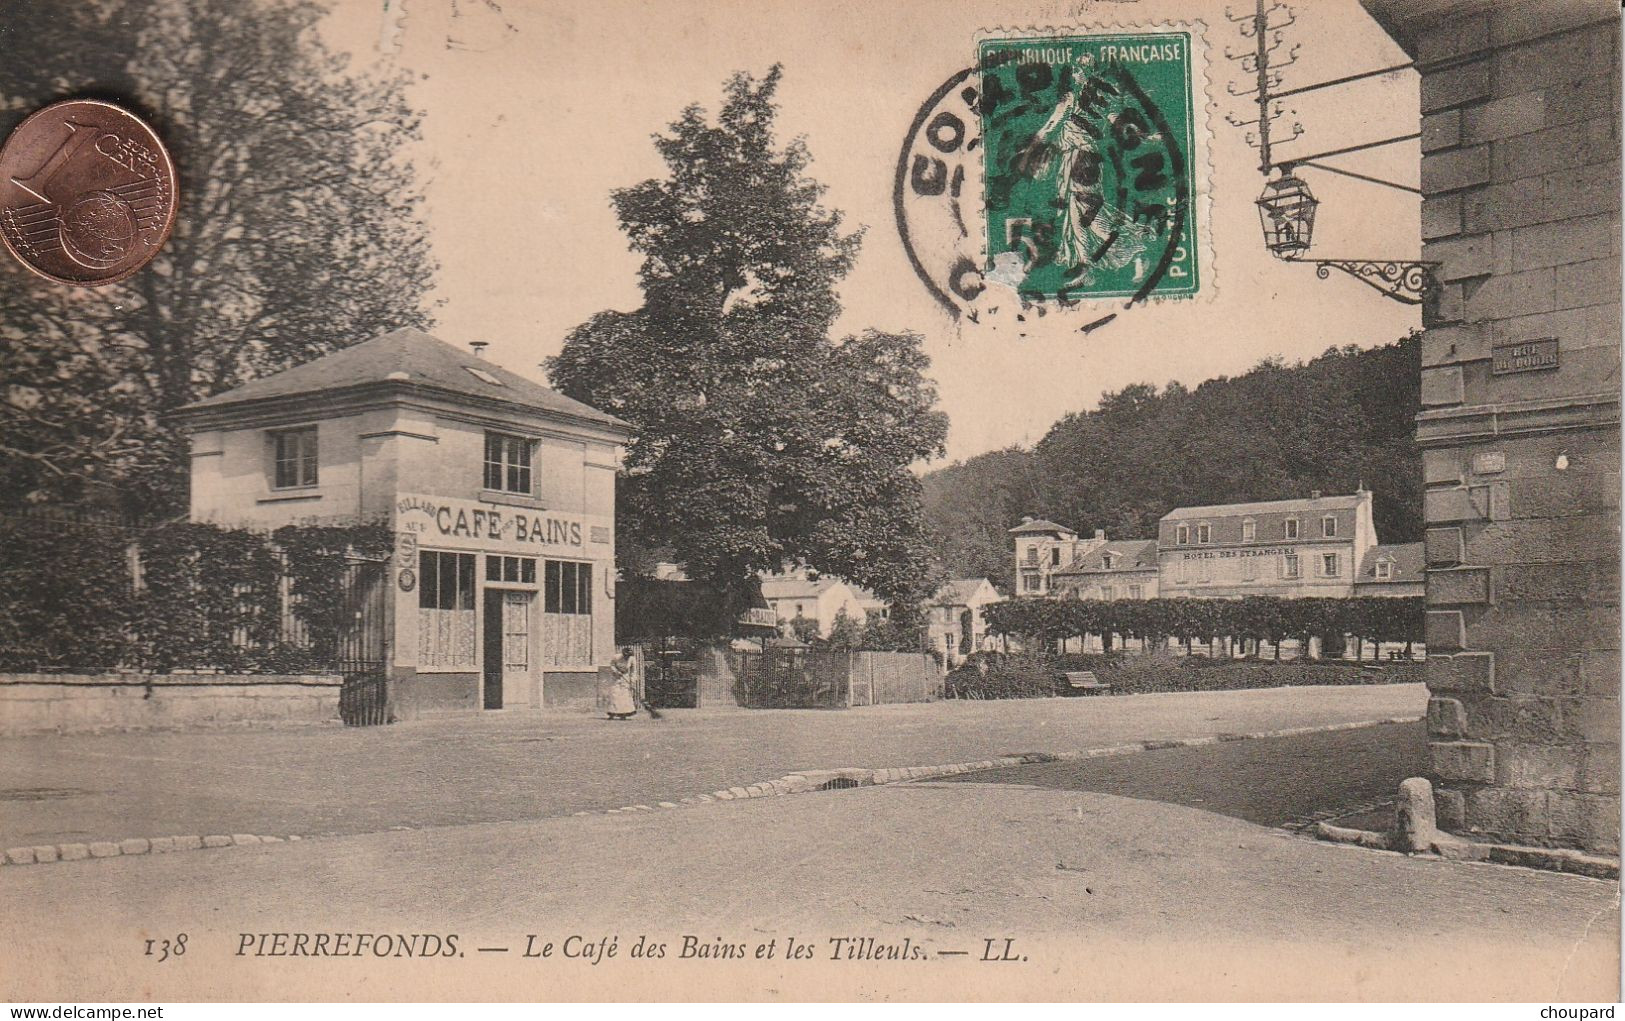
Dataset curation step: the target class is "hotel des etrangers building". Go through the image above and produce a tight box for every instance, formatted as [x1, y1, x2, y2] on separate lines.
[1015, 488, 1424, 601]
[174, 328, 631, 717]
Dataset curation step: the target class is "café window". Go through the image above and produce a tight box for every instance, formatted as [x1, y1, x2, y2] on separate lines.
[270, 427, 318, 490]
[1322, 515, 1337, 538]
[483, 431, 533, 495]
[1021, 570, 1042, 593]
[1282, 553, 1301, 579]
[1375, 560, 1393, 580]
[1242, 519, 1256, 542]
[418, 551, 476, 669]
[543, 559, 594, 667]
[486, 554, 537, 584]
[1320, 552, 1340, 577]
[1284, 518, 1299, 540]
[1197, 523, 1211, 544]
[1128, 584, 1143, 599]
[1101, 585, 1115, 600]
[1050, 547, 1061, 566]
[1176, 524, 1190, 545]
[1101, 553, 1114, 569]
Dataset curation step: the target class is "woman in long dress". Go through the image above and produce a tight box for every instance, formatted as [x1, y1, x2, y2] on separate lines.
[607, 646, 638, 720]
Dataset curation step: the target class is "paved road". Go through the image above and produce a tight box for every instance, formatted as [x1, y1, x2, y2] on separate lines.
[3, 770, 1615, 1002]
[1, 684, 1424, 846]
[940, 721, 1429, 829]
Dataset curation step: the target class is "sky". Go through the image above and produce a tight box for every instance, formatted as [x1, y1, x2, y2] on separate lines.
[322, 0, 1421, 465]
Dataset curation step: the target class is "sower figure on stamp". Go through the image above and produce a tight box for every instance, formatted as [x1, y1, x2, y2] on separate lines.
[1022, 62, 1155, 283]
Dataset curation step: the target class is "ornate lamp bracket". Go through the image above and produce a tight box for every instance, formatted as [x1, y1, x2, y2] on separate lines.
[1305, 258, 1440, 305]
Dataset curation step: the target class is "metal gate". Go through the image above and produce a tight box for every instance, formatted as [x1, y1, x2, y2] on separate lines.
[336, 560, 390, 726]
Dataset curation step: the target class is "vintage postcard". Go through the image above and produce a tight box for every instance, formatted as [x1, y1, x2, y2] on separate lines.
[0, 0, 1619, 1006]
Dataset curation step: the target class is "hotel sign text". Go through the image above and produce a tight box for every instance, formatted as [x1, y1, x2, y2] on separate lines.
[1182, 546, 1296, 560]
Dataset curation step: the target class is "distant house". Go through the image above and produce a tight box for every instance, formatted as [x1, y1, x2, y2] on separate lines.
[1009, 518, 1108, 597]
[1051, 539, 1160, 600]
[1353, 542, 1425, 598]
[759, 572, 875, 638]
[924, 578, 1003, 666]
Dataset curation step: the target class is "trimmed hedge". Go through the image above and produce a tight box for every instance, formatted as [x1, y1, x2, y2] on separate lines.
[0, 516, 391, 673]
[944, 650, 1422, 700]
[983, 595, 1423, 654]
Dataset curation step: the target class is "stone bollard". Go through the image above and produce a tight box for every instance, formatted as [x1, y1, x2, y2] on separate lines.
[1393, 776, 1440, 852]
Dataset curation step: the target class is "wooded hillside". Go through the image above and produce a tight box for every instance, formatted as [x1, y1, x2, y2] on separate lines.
[922, 334, 1422, 593]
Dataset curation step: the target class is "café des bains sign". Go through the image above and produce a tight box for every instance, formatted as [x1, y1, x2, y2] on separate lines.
[395, 494, 607, 554]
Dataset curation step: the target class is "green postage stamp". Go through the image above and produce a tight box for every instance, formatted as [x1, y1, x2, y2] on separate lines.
[977, 30, 1201, 304]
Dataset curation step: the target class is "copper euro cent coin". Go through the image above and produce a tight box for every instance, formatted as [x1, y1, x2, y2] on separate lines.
[0, 99, 177, 286]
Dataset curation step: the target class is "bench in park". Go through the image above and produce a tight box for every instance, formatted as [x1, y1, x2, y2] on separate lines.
[1061, 670, 1112, 695]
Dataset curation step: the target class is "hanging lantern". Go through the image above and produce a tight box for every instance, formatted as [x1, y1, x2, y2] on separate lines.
[1256, 171, 1318, 259]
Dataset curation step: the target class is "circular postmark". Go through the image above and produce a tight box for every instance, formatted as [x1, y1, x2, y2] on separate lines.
[894, 67, 985, 319]
[0, 99, 178, 286]
[897, 30, 1203, 323]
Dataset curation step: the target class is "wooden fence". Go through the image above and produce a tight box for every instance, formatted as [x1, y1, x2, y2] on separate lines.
[721, 648, 942, 709]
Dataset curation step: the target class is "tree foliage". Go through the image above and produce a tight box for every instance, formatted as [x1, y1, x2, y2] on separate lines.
[0, 0, 437, 515]
[923, 335, 1422, 584]
[547, 67, 948, 605]
[920, 447, 1044, 594]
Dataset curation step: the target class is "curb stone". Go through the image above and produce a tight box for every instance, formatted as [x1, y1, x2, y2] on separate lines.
[3, 714, 1421, 868]
[1314, 821, 1621, 879]
[3, 833, 291, 868]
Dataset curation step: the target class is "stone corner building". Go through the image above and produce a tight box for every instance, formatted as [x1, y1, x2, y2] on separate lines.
[1361, 0, 1621, 853]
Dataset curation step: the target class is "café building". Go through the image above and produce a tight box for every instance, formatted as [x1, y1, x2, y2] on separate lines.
[173, 328, 631, 717]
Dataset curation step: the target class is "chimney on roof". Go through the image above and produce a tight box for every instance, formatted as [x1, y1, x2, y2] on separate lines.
[1094, 529, 1105, 540]
[1310, 489, 1322, 499]
[469, 341, 489, 359]
[1021, 515, 1033, 524]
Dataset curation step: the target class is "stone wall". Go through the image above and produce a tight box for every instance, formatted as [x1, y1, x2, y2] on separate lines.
[1, 673, 342, 736]
[1407, 1, 1620, 853]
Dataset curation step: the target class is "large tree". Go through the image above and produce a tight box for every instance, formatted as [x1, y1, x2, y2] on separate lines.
[0, 0, 437, 515]
[547, 67, 947, 610]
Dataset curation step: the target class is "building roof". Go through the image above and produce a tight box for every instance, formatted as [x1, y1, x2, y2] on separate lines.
[931, 578, 999, 606]
[1009, 518, 1075, 535]
[176, 328, 628, 430]
[1058, 538, 1159, 574]
[759, 574, 845, 601]
[1160, 492, 1366, 521]
[1356, 542, 1426, 586]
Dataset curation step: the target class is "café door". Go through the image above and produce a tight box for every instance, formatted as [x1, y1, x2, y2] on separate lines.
[482, 589, 536, 709]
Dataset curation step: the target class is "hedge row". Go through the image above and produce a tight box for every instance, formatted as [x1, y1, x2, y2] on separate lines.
[982, 595, 1422, 653]
[944, 651, 1422, 700]
[0, 516, 393, 673]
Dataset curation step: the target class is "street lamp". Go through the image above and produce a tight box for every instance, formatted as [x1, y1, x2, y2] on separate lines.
[1227, 1, 1438, 306]
[1255, 169, 1435, 305]
[1256, 171, 1318, 259]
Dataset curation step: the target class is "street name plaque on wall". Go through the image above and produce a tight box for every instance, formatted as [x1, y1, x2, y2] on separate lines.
[1491, 338, 1559, 375]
